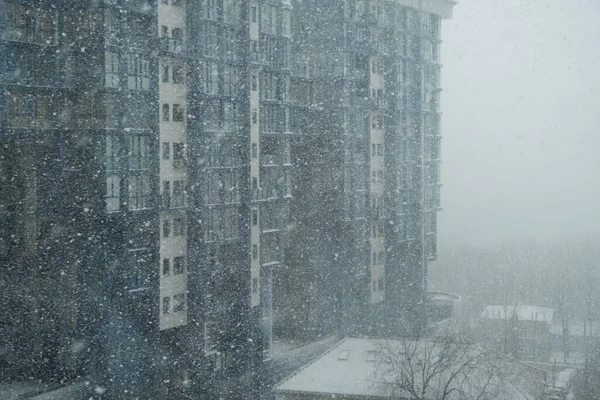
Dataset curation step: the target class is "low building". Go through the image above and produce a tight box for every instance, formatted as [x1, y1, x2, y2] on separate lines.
[274, 337, 546, 400]
[427, 291, 463, 333]
[478, 305, 554, 362]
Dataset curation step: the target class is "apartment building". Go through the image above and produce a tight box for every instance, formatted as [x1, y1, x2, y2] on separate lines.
[0, 0, 453, 397]
[282, 0, 451, 338]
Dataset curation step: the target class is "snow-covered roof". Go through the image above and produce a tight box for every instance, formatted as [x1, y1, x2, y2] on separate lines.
[480, 305, 554, 324]
[274, 337, 539, 400]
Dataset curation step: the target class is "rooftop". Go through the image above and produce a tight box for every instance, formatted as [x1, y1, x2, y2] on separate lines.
[480, 305, 555, 324]
[275, 337, 544, 399]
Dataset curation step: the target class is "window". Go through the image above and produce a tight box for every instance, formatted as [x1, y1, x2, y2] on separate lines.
[252, 109, 258, 125]
[129, 136, 149, 170]
[252, 277, 259, 293]
[224, 0, 240, 24]
[172, 27, 183, 52]
[4, 5, 55, 44]
[163, 181, 171, 208]
[173, 294, 186, 312]
[162, 63, 170, 82]
[252, 143, 258, 158]
[223, 65, 238, 96]
[128, 175, 150, 210]
[378, 278, 384, 291]
[204, 62, 218, 94]
[163, 218, 171, 237]
[282, 9, 291, 36]
[106, 176, 120, 212]
[252, 244, 258, 259]
[163, 142, 170, 160]
[224, 101, 237, 131]
[251, 73, 258, 91]
[163, 259, 171, 275]
[201, 0, 217, 20]
[173, 180, 186, 207]
[173, 104, 184, 122]
[284, 171, 292, 197]
[162, 104, 170, 121]
[251, 5, 257, 23]
[252, 209, 258, 226]
[163, 296, 170, 314]
[127, 54, 150, 90]
[173, 217, 185, 236]
[172, 63, 184, 83]
[174, 256, 185, 274]
[223, 207, 240, 239]
[5, 3, 27, 42]
[105, 52, 119, 88]
[173, 142, 185, 168]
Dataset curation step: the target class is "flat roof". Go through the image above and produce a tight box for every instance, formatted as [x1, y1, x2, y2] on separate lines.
[275, 337, 537, 399]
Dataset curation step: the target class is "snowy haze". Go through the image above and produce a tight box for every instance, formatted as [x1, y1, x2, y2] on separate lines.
[439, 0, 600, 247]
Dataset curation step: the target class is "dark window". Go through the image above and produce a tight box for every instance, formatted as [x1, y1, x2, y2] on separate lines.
[174, 256, 185, 274]
[162, 104, 170, 121]
[173, 217, 185, 236]
[173, 180, 186, 207]
[172, 64, 184, 83]
[252, 244, 258, 259]
[163, 218, 171, 237]
[173, 142, 185, 167]
[173, 294, 186, 312]
[173, 104, 184, 121]
[163, 297, 170, 314]
[251, 5, 257, 22]
[252, 209, 258, 225]
[252, 143, 258, 158]
[128, 175, 150, 210]
[163, 259, 171, 275]
[163, 181, 171, 208]
[163, 142, 170, 160]
[162, 64, 170, 82]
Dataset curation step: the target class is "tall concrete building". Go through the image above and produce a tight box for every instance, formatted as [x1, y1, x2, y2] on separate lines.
[0, 0, 453, 397]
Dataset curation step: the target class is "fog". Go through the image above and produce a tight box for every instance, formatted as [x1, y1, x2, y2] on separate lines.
[439, 0, 600, 247]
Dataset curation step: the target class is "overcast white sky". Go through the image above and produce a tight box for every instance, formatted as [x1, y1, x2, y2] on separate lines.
[438, 0, 600, 247]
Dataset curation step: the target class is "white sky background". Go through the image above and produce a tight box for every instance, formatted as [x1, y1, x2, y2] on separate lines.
[438, 0, 600, 247]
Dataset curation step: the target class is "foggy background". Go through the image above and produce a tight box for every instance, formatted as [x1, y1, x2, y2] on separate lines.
[438, 0, 600, 248]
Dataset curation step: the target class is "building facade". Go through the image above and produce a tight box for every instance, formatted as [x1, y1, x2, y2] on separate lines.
[0, 0, 454, 397]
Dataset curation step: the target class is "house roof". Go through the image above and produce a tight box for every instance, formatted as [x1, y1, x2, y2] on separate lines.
[274, 337, 543, 399]
[480, 305, 554, 324]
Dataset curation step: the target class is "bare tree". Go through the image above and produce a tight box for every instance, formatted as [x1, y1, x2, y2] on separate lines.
[371, 333, 520, 400]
